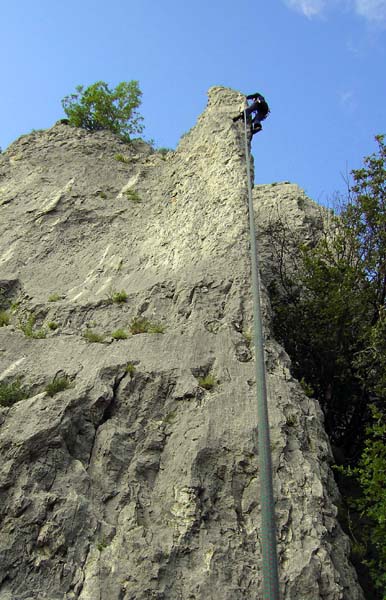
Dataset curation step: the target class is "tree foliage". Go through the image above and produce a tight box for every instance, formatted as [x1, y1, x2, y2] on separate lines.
[61, 80, 144, 141]
[267, 135, 386, 596]
[351, 406, 386, 594]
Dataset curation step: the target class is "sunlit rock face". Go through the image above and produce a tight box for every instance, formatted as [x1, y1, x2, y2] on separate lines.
[0, 87, 363, 600]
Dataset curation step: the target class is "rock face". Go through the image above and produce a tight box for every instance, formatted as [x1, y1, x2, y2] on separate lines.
[0, 87, 364, 599]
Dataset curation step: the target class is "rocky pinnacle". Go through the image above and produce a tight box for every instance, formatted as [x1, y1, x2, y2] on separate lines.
[0, 87, 364, 599]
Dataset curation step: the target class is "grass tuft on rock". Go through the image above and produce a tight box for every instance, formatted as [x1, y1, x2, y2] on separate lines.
[0, 379, 29, 407]
[197, 374, 216, 391]
[111, 328, 128, 340]
[129, 316, 165, 335]
[0, 310, 10, 327]
[83, 329, 105, 343]
[48, 293, 60, 302]
[19, 314, 46, 339]
[45, 376, 71, 397]
[124, 189, 142, 203]
[115, 153, 131, 164]
[109, 290, 128, 304]
[125, 362, 136, 376]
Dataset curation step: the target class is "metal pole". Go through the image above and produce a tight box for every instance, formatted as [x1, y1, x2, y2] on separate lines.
[243, 111, 280, 600]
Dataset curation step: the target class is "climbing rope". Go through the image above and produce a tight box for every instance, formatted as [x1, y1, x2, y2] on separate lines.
[243, 110, 280, 600]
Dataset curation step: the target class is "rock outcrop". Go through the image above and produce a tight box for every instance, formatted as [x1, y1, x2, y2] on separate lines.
[0, 87, 364, 599]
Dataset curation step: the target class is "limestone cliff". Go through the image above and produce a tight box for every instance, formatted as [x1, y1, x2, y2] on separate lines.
[0, 87, 364, 599]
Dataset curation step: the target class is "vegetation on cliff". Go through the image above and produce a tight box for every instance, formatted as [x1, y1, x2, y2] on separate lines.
[268, 135, 386, 597]
[61, 80, 144, 141]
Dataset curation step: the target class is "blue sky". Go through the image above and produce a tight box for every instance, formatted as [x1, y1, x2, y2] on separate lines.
[1, 0, 385, 204]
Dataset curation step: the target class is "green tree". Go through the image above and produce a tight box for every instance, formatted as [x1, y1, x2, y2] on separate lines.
[269, 220, 370, 444]
[339, 402, 386, 597]
[267, 135, 386, 597]
[344, 134, 386, 316]
[61, 80, 144, 141]
[269, 135, 385, 446]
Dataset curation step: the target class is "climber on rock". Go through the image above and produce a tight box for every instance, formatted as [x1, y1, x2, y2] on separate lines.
[233, 92, 270, 134]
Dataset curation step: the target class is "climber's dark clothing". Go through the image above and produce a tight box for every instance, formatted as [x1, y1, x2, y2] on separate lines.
[245, 92, 269, 120]
[232, 91, 270, 134]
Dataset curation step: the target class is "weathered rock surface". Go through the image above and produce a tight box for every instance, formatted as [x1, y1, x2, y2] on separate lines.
[0, 87, 364, 599]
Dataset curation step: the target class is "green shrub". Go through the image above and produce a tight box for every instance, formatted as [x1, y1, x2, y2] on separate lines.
[111, 328, 128, 340]
[157, 147, 173, 156]
[125, 362, 136, 376]
[19, 314, 46, 339]
[32, 329, 47, 340]
[129, 317, 150, 334]
[10, 300, 21, 313]
[19, 315, 35, 337]
[45, 376, 71, 397]
[197, 374, 216, 390]
[164, 410, 177, 425]
[339, 408, 386, 596]
[124, 189, 142, 203]
[157, 147, 173, 160]
[83, 329, 105, 343]
[109, 290, 128, 304]
[96, 537, 108, 552]
[48, 293, 60, 302]
[61, 80, 144, 142]
[299, 377, 314, 398]
[129, 316, 165, 335]
[47, 321, 58, 330]
[286, 414, 298, 427]
[242, 330, 253, 346]
[115, 153, 131, 163]
[0, 379, 28, 407]
[0, 310, 10, 327]
[267, 135, 386, 596]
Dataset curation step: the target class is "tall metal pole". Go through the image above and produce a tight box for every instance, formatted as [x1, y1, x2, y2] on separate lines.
[243, 111, 280, 600]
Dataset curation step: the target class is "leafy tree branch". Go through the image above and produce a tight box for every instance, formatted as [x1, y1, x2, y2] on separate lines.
[61, 80, 144, 142]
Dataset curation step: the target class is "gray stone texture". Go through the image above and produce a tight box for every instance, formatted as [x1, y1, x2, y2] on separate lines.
[0, 87, 364, 599]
